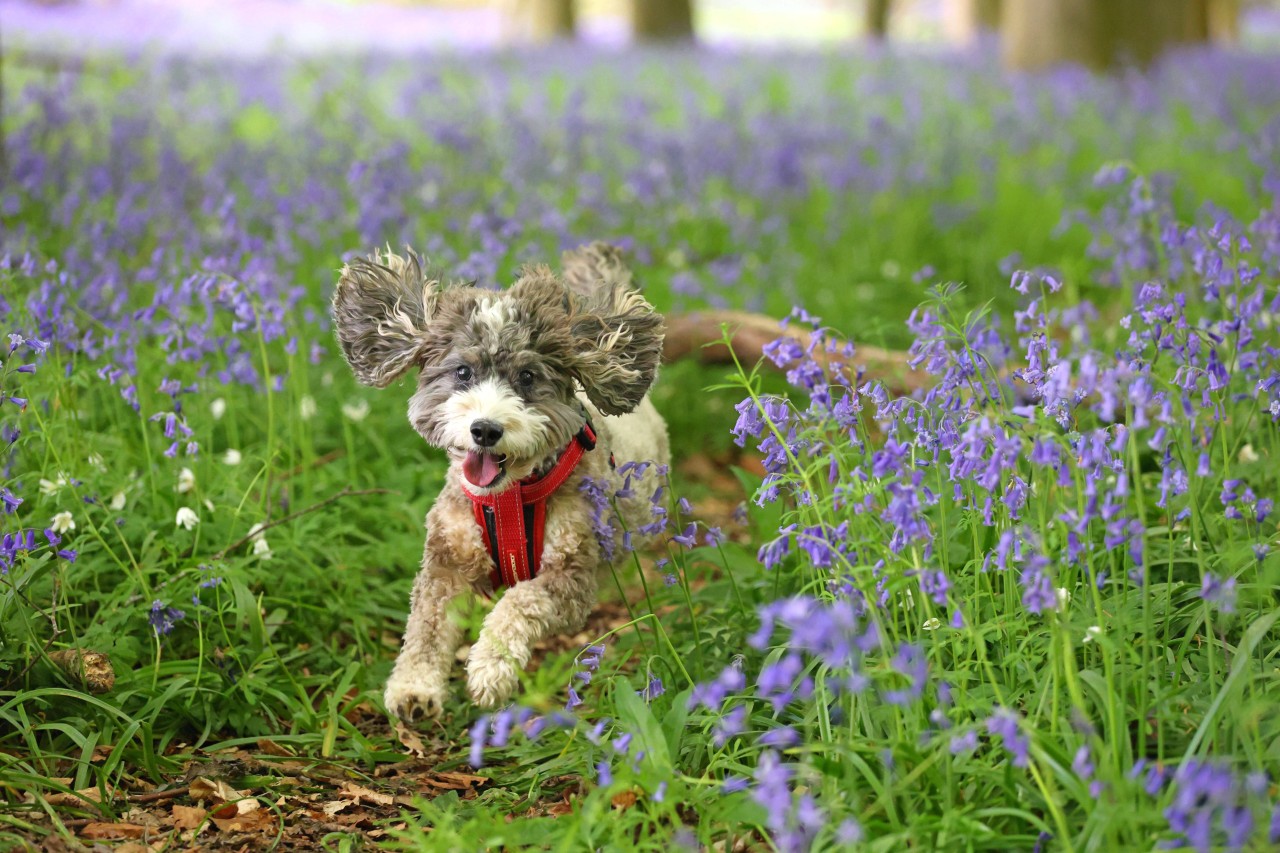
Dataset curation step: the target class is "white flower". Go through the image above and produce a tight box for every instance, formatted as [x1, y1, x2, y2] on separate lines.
[1238, 444, 1259, 464]
[39, 474, 70, 496]
[222, 449, 242, 466]
[1055, 587, 1072, 610]
[299, 395, 318, 420]
[87, 453, 105, 471]
[1083, 626, 1103, 644]
[175, 507, 200, 530]
[342, 400, 370, 422]
[922, 617, 941, 631]
[50, 511, 75, 534]
[898, 588, 915, 610]
[109, 491, 127, 511]
[210, 398, 226, 420]
[176, 467, 196, 493]
[879, 259, 901, 278]
[247, 522, 267, 542]
[320, 372, 335, 388]
[253, 537, 272, 559]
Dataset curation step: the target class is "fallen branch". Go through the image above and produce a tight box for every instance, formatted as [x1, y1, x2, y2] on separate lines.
[663, 310, 927, 394]
[127, 786, 190, 804]
[48, 649, 116, 694]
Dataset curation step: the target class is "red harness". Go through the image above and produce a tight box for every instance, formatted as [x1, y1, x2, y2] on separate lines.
[461, 422, 597, 591]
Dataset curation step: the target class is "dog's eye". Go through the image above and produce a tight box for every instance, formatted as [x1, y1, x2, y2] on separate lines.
[455, 365, 473, 383]
[517, 369, 535, 388]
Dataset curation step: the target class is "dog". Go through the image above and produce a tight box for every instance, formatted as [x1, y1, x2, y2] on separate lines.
[331, 243, 669, 720]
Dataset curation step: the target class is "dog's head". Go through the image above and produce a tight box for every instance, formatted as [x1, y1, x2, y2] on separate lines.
[331, 243, 664, 493]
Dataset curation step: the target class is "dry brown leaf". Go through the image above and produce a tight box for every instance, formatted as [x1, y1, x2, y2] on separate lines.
[189, 776, 244, 804]
[211, 805, 274, 834]
[393, 720, 428, 757]
[80, 822, 145, 840]
[338, 781, 393, 806]
[429, 771, 488, 790]
[611, 790, 638, 810]
[255, 738, 294, 757]
[45, 784, 111, 808]
[322, 800, 351, 816]
[172, 804, 207, 831]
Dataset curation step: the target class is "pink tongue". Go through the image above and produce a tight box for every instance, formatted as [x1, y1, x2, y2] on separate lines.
[463, 450, 502, 487]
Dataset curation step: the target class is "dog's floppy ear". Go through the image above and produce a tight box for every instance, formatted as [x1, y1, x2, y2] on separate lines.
[561, 243, 665, 416]
[332, 248, 444, 388]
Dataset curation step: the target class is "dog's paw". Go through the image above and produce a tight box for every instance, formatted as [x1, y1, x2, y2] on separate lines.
[466, 640, 521, 708]
[384, 675, 448, 724]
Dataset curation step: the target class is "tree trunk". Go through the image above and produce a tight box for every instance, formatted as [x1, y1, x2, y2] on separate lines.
[972, 0, 1001, 32]
[865, 0, 891, 40]
[1208, 0, 1240, 43]
[522, 0, 575, 42]
[1002, 0, 1206, 72]
[631, 0, 694, 41]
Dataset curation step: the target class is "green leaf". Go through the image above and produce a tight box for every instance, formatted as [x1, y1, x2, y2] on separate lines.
[611, 676, 670, 771]
[661, 688, 692, 762]
[1180, 608, 1280, 767]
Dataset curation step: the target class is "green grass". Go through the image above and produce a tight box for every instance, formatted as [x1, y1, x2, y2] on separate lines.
[1, 46, 1279, 850]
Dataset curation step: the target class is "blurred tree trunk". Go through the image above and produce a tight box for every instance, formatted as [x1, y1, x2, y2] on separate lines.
[631, 0, 694, 40]
[972, 0, 1001, 32]
[524, 0, 576, 42]
[865, 0, 891, 40]
[1002, 0, 1216, 72]
[1208, 0, 1240, 43]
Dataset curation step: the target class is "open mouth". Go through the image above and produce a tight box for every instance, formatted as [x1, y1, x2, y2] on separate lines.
[457, 448, 507, 488]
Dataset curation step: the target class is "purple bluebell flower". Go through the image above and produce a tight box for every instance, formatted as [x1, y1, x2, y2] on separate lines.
[1199, 573, 1238, 613]
[986, 707, 1029, 768]
[148, 600, 185, 636]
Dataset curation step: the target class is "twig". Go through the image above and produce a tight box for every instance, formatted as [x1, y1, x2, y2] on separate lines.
[128, 786, 189, 804]
[210, 487, 395, 560]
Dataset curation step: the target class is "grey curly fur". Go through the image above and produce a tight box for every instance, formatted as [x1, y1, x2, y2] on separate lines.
[331, 249, 454, 388]
[328, 241, 670, 717]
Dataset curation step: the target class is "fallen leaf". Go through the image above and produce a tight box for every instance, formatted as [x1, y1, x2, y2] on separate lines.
[393, 720, 428, 757]
[80, 822, 145, 840]
[322, 800, 351, 816]
[611, 790, 638, 810]
[189, 776, 244, 804]
[338, 781, 393, 806]
[210, 802, 238, 820]
[255, 738, 294, 757]
[428, 771, 488, 790]
[211, 806, 274, 834]
[46, 785, 111, 808]
[172, 804, 207, 831]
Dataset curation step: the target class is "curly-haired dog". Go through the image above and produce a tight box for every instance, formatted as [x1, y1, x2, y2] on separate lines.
[331, 243, 669, 719]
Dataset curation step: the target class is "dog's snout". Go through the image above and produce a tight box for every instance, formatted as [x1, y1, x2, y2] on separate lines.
[470, 419, 504, 447]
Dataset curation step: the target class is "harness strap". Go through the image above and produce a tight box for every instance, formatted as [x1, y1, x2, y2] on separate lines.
[463, 420, 597, 590]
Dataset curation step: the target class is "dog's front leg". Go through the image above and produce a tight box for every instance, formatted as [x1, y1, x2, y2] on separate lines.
[385, 499, 493, 722]
[383, 563, 469, 722]
[466, 525, 599, 708]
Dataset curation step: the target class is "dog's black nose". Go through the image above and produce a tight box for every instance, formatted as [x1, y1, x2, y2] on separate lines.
[470, 419, 504, 447]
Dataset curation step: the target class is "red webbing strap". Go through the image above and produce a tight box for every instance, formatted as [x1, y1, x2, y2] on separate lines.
[463, 421, 596, 590]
